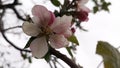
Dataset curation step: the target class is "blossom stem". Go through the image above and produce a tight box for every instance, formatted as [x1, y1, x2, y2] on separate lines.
[49, 47, 82, 68]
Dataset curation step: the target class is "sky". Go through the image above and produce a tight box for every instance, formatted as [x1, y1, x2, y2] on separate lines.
[1, 0, 120, 68]
[21, 0, 120, 68]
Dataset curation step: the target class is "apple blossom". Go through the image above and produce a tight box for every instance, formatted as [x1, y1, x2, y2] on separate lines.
[76, 0, 90, 22]
[22, 5, 73, 58]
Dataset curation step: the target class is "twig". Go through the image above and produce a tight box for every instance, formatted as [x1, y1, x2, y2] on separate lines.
[0, 0, 27, 21]
[97, 60, 103, 68]
[4, 26, 22, 31]
[49, 47, 82, 68]
[1, 31, 31, 52]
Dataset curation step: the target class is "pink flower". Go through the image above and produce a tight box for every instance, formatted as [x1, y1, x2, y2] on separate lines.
[76, 0, 90, 22]
[22, 5, 73, 58]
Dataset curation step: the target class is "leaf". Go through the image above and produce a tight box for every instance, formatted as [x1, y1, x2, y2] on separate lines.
[50, 0, 61, 7]
[96, 41, 120, 68]
[24, 37, 36, 48]
[93, 6, 99, 13]
[66, 47, 73, 58]
[67, 35, 79, 45]
[102, 2, 111, 12]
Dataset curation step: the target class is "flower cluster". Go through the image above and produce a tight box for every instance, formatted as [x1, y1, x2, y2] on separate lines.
[22, 5, 73, 58]
[22, 0, 90, 59]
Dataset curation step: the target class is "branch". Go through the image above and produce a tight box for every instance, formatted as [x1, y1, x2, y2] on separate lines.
[4, 26, 22, 31]
[1, 31, 31, 52]
[12, 7, 27, 21]
[0, 0, 27, 21]
[50, 47, 82, 68]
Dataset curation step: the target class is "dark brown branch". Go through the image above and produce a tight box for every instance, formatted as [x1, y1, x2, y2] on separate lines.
[50, 47, 82, 68]
[0, 0, 27, 21]
[4, 26, 22, 31]
[0, 0, 21, 9]
[12, 7, 27, 21]
[1, 31, 31, 52]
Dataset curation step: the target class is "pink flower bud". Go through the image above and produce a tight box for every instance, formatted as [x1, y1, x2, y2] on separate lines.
[71, 28, 76, 33]
[76, 10, 89, 22]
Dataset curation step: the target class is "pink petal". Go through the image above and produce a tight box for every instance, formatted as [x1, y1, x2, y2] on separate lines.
[78, 0, 89, 5]
[62, 29, 72, 38]
[80, 6, 91, 13]
[49, 34, 69, 49]
[32, 16, 40, 24]
[22, 21, 41, 36]
[30, 37, 48, 58]
[48, 11, 55, 26]
[50, 15, 72, 34]
[32, 5, 51, 27]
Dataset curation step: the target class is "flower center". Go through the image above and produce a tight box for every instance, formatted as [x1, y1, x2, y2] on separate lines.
[39, 26, 53, 36]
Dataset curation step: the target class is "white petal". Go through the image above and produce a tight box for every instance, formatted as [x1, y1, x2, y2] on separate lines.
[62, 29, 72, 38]
[22, 21, 40, 36]
[32, 16, 40, 24]
[78, 0, 89, 5]
[80, 6, 91, 12]
[50, 15, 72, 34]
[49, 34, 69, 49]
[30, 37, 48, 58]
[61, 15, 72, 26]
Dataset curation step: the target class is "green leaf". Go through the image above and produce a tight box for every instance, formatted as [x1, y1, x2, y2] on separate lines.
[93, 6, 99, 13]
[24, 37, 36, 48]
[101, 0, 105, 2]
[102, 2, 111, 12]
[66, 47, 73, 58]
[96, 41, 120, 68]
[50, 0, 61, 7]
[67, 35, 79, 45]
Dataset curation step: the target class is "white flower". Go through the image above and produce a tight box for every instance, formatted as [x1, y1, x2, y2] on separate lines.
[77, 0, 90, 12]
[22, 5, 73, 58]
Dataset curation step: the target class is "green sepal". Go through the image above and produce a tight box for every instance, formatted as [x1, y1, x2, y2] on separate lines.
[43, 52, 51, 62]
[24, 37, 36, 48]
[67, 35, 79, 45]
[50, 0, 61, 7]
[66, 47, 73, 58]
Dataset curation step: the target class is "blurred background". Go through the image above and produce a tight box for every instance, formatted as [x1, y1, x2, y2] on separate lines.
[0, 0, 120, 68]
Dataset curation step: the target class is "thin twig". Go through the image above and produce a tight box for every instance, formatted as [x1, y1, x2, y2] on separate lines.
[48, 61, 53, 68]
[1, 31, 31, 52]
[50, 47, 82, 68]
[4, 26, 22, 31]
[97, 60, 103, 68]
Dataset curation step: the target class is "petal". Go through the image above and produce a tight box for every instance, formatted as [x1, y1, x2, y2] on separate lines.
[61, 15, 72, 26]
[32, 5, 51, 26]
[78, 0, 89, 5]
[49, 34, 69, 49]
[32, 16, 40, 24]
[32, 5, 48, 18]
[30, 37, 48, 58]
[50, 15, 72, 34]
[48, 11, 55, 26]
[22, 21, 40, 36]
[80, 6, 91, 13]
[62, 29, 72, 38]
